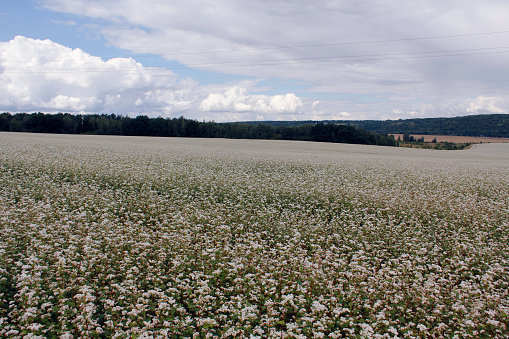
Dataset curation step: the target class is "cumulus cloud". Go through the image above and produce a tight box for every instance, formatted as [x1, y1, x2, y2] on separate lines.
[200, 87, 304, 115]
[0, 36, 195, 116]
[466, 96, 505, 114]
[40, 1, 509, 84]
[370, 96, 507, 120]
[43, 95, 101, 111]
[0, 36, 314, 121]
[36, 0, 509, 120]
[4, 0, 509, 121]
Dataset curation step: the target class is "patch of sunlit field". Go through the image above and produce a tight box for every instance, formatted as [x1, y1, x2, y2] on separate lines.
[1, 132, 508, 338]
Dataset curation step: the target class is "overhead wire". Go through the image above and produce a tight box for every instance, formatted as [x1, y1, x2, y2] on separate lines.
[3, 29, 509, 62]
[1, 29, 509, 74]
[141, 29, 509, 57]
[3, 47, 509, 74]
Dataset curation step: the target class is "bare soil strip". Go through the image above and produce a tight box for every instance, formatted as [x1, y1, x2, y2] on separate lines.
[392, 134, 509, 143]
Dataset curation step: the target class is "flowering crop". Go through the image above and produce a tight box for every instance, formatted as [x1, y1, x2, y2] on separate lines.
[1, 132, 508, 338]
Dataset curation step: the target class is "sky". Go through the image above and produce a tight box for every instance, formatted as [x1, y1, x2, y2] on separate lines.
[1, 0, 509, 122]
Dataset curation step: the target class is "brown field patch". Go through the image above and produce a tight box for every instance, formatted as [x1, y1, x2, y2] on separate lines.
[392, 134, 509, 143]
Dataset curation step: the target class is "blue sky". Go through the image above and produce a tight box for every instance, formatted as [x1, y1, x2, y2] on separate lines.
[1, 0, 509, 121]
[2, 1, 116, 57]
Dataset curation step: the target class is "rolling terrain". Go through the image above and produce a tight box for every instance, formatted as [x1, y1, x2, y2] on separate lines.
[1, 133, 508, 337]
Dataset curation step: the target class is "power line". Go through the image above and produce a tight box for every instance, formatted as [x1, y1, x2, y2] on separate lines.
[3, 46, 509, 74]
[147, 30, 509, 57]
[152, 46, 509, 68]
[3, 29, 509, 63]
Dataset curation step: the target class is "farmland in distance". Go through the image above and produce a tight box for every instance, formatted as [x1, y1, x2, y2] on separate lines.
[391, 134, 509, 144]
[1, 132, 508, 338]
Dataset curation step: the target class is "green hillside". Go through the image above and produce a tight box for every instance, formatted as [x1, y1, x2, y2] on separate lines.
[351, 114, 509, 137]
[248, 114, 509, 138]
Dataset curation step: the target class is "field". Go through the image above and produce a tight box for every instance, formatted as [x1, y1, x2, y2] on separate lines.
[392, 134, 509, 144]
[1, 132, 508, 338]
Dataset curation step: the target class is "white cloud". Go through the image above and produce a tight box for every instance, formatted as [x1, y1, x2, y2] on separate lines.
[5, 0, 509, 121]
[0, 36, 196, 116]
[50, 19, 77, 26]
[374, 96, 507, 120]
[466, 96, 505, 114]
[0, 36, 313, 121]
[200, 86, 304, 115]
[39, 1, 509, 82]
[43, 95, 101, 111]
[37, 0, 509, 121]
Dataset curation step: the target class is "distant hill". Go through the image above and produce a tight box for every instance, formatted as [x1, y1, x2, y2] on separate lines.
[245, 114, 509, 138]
[3, 112, 507, 142]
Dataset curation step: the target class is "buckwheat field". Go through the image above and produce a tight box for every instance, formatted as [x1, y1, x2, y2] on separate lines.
[1, 132, 508, 339]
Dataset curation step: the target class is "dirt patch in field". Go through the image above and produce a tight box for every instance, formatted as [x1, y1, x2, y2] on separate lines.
[392, 134, 509, 143]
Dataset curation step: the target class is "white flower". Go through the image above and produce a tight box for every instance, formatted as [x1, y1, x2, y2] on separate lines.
[312, 301, 327, 312]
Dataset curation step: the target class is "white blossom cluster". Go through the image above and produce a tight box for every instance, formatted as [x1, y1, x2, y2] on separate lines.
[0, 133, 508, 338]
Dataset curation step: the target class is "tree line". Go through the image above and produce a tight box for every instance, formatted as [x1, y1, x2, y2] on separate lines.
[247, 114, 509, 138]
[352, 114, 509, 138]
[0, 112, 397, 146]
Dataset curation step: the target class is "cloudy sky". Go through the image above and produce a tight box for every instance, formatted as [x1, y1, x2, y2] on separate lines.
[1, 0, 509, 121]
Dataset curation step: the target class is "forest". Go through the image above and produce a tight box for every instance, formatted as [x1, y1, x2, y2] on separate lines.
[255, 114, 509, 138]
[0, 112, 397, 146]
